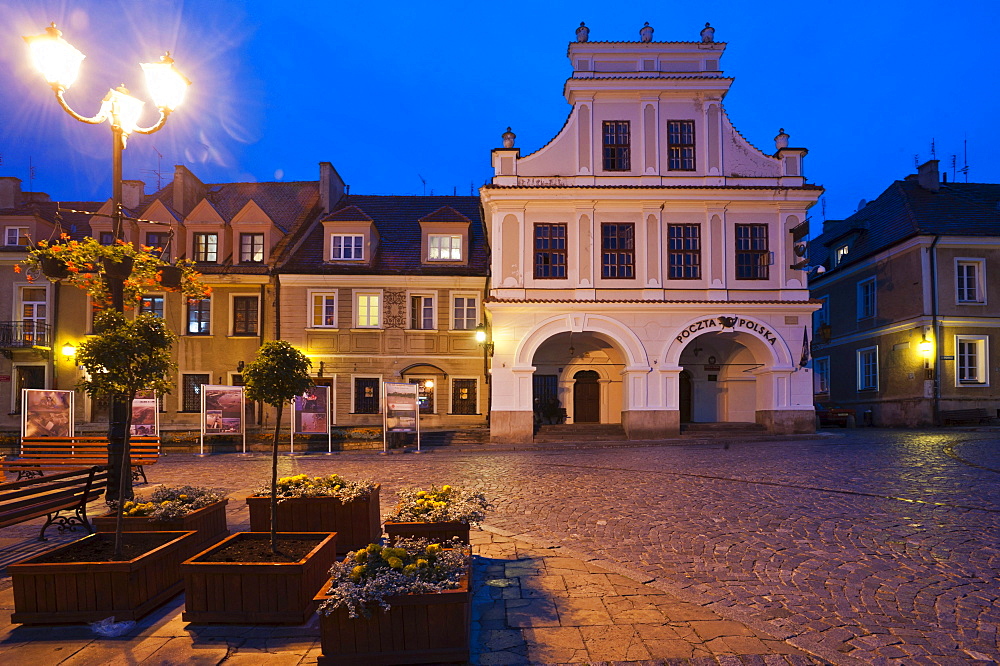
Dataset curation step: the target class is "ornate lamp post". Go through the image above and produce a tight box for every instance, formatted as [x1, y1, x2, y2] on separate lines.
[23, 23, 190, 497]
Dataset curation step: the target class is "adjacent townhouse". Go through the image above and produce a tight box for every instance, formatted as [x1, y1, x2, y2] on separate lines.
[809, 160, 1000, 426]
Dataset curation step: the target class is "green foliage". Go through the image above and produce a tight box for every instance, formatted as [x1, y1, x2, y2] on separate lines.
[75, 311, 176, 401]
[242, 340, 313, 407]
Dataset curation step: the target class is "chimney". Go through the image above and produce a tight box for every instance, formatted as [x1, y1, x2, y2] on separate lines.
[0, 177, 23, 209]
[917, 160, 940, 192]
[172, 165, 206, 217]
[122, 180, 144, 210]
[319, 161, 346, 213]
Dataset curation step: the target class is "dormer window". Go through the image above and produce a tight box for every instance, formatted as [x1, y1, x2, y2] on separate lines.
[193, 233, 218, 262]
[602, 121, 631, 171]
[5, 227, 28, 246]
[99, 232, 115, 246]
[428, 234, 462, 261]
[240, 233, 265, 263]
[835, 244, 849, 265]
[331, 234, 364, 260]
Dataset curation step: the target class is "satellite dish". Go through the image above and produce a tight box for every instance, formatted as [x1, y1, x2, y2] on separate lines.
[857, 198, 867, 211]
[814, 265, 826, 274]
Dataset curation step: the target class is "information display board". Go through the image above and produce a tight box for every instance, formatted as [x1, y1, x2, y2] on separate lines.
[22, 389, 74, 438]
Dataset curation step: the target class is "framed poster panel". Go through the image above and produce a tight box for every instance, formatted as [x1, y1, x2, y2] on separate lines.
[384, 382, 418, 433]
[22, 389, 74, 438]
[294, 385, 330, 435]
[130, 390, 159, 436]
[202, 385, 244, 435]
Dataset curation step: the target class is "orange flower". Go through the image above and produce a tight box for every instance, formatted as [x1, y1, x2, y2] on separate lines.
[60, 233, 70, 240]
[13, 264, 21, 273]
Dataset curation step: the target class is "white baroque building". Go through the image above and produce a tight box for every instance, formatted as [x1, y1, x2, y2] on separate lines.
[481, 26, 822, 443]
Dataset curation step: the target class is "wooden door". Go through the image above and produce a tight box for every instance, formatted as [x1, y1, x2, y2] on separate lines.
[573, 371, 600, 423]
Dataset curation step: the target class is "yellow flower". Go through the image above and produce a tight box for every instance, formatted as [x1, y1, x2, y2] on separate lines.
[388, 557, 403, 569]
[417, 491, 427, 497]
[416, 558, 429, 568]
[161, 501, 171, 506]
[441, 485, 452, 492]
[354, 550, 368, 563]
[124, 501, 135, 509]
[178, 494, 188, 500]
[425, 543, 442, 555]
[404, 564, 417, 574]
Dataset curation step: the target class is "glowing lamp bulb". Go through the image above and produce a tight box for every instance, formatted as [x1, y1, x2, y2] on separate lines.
[24, 23, 85, 90]
[141, 53, 190, 111]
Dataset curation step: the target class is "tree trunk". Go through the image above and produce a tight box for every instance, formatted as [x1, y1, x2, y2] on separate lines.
[113, 391, 136, 560]
[270, 401, 283, 553]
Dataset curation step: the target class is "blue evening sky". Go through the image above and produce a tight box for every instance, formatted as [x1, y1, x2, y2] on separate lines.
[0, 0, 996, 223]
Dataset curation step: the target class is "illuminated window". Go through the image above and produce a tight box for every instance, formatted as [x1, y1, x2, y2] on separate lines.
[20, 287, 47, 346]
[835, 244, 849, 266]
[353, 377, 380, 414]
[232, 296, 259, 336]
[310, 292, 337, 327]
[356, 292, 380, 328]
[409, 295, 434, 330]
[428, 235, 462, 261]
[5, 227, 28, 246]
[182, 374, 209, 411]
[187, 298, 211, 335]
[139, 294, 164, 318]
[240, 233, 265, 263]
[193, 233, 218, 262]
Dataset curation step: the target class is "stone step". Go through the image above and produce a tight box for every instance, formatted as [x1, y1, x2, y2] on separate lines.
[533, 423, 627, 443]
[680, 421, 766, 433]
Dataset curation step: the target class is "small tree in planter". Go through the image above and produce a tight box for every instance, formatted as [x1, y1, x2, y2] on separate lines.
[241, 340, 313, 552]
[76, 310, 175, 559]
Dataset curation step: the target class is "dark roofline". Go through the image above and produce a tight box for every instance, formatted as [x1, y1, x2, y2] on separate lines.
[484, 184, 824, 191]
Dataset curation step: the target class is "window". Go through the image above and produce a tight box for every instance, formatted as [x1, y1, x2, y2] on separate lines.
[232, 296, 259, 336]
[453, 295, 478, 330]
[857, 277, 876, 319]
[956, 336, 988, 385]
[534, 224, 567, 278]
[667, 224, 701, 279]
[139, 294, 164, 318]
[99, 232, 115, 246]
[602, 121, 630, 171]
[428, 234, 462, 261]
[813, 357, 830, 394]
[5, 227, 28, 246]
[20, 287, 47, 346]
[813, 295, 830, 329]
[240, 233, 265, 263]
[187, 298, 211, 335]
[193, 233, 218, 262]
[145, 231, 171, 259]
[353, 377, 380, 414]
[735, 224, 770, 280]
[182, 374, 209, 411]
[835, 244, 849, 266]
[409, 378, 434, 414]
[857, 346, 878, 391]
[356, 292, 381, 328]
[310, 292, 337, 327]
[331, 234, 363, 260]
[957, 260, 985, 304]
[452, 379, 477, 415]
[667, 120, 696, 171]
[601, 223, 635, 279]
[409, 295, 434, 330]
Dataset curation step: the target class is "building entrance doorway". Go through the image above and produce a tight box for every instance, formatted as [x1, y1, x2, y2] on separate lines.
[678, 333, 759, 423]
[679, 370, 693, 423]
[573, 370, 600, 423]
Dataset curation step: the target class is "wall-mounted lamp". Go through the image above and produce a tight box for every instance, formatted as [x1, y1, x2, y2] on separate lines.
[424, 379, 434, 389]
[475, 323, 493, 355]
[236, 360, 245, 373]
[317, 361, 325, 377]
[61, 341, 77, 364]
[918, 339, 934, 358]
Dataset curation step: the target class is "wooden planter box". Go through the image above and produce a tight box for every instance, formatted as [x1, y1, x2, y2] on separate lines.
[94, 499, 229, 560]
[9, 530, 194, 624]
[313, 568, 471, 665]
[383, 520, 470, 545]
[182, 531, 338, 624]
[246, 486, 380, 554]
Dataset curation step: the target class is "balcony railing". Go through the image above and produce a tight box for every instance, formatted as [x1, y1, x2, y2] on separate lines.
[0, 322, 51, 349]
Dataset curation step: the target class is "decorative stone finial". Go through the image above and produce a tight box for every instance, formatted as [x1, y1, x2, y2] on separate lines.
[701, 22, 715, 43]
[502, 127, 516, 149]
[775, 128, 790, 150]
[576, 22, 589, 42]
[639, 22, 654, 43]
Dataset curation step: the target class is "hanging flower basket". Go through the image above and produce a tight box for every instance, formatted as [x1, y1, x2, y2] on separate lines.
[103, 255, 134, 279]
[158, 264, 183, 289]
[39, 256, 69, 279]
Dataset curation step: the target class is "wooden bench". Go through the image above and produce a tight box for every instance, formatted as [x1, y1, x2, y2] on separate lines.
[0, 466, 108, 540]
[941, 408, 992, 425]
[1, 436, 159, 483]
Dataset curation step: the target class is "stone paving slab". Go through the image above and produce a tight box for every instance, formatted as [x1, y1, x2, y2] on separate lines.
[0, 429, 996, 664]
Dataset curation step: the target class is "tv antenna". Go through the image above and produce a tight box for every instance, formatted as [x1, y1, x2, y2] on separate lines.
[28, 157, 37, 192]
[958, 138, 970, 183]
[417, 174, 427, 196]
[140, 146, 165, 191]
[930, 138, 936, 160]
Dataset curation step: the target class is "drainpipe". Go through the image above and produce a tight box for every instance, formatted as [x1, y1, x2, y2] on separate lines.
[929, 235, 941, 425]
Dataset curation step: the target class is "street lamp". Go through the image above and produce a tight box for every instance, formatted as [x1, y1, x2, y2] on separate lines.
[475, 323, 493, 427]
[23, 22, 190, 498]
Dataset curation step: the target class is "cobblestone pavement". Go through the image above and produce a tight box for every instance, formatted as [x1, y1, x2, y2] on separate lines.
[0, 428, 997, 664]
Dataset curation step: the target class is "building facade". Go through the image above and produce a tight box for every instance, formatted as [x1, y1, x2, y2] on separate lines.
[809, 160, 1000, 426]
[482, 26, 822, 443]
